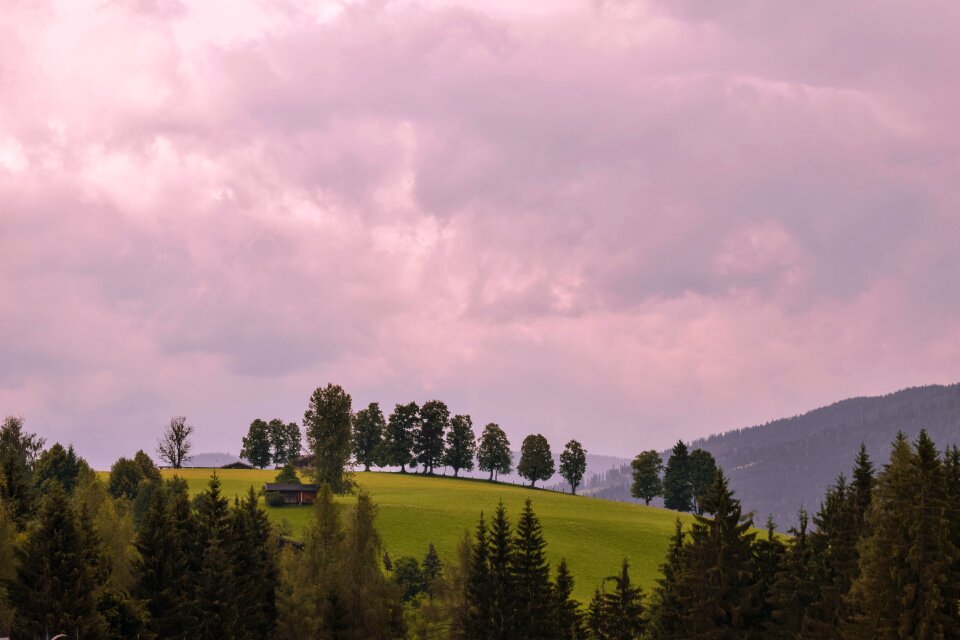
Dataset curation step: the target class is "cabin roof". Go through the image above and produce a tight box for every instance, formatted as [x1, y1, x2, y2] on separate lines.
[263, 483, 319, 492]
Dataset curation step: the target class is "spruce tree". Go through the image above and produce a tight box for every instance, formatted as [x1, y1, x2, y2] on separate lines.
[764, 509, 818, 639]
[0, 416, 41, 528]
[662, 440, 692, 512]
[850, 443, 874, 529]
[553, 559, 582, 640]
[601, 559, 644, 640]
[465, 513, 493, 638]
[688, 448, 717, 515]
[194, 474, 240, 639]
[231, 486, 278, 638]
[667, 470, 760, 636]
[444, 414, 477, 477]
[511, 499, 553, 639]
[423, 542, 443, 594]
[488, 502, 515, 639]
[753, 515, 786, 631]
[848, 431, 959, 637]
[135, 481, 197, 638]
[586, 589, 604, 639]
[383, 402, 420, 472]
[353, 402, 386, 472]
[416, 400, 450, 474]
[646, 518, 686, 639]
[0, 499, 15, 636]
[10, 481, 107, 639]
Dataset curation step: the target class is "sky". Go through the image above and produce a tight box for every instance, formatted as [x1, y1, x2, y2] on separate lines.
[2, 0, 959, 468]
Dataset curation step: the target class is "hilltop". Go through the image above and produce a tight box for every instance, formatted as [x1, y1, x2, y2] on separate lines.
[166, 468, 695, 601]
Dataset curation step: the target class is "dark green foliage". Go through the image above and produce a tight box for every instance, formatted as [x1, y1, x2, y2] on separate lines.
[646, 519, 685, 638]
[517, 434, 554, 488]
[487, 502, 514, 638]
[423, 542, 443, 587]
[765, 509, 817, 638]
[0, 415, 43, 528]
[353, 402, 386, 471]
[586, 589, 604, 639]
[193, 474, 240, 639]
[753, 515, 786, 631]
[97, 587, 149, 640]
[600, 559, 644, 640]
[848, 430, 960, 638]
[383, 402, 420, 472]
[135, 479, 197, 637]
[156, 415, 193, 469]
[108, 456, 146, 500]
[232, 486, 278, 638]
[662, 440, 692, 512]
[303, 383, 354, 493]
[394, 556, 426, 601]
[444, 414, 477, 477]
[268, 419, 301, 468]
[0, 499, 16, 636]
[511, 499, 553, 639]
[850, 442, 874, 528]
[465, 513, 493, 635]
[275, 463, 300, 484]
[559, 439, 587, 494]
[630, 450, 663, 505]
[33, 442, 89, 493]
[553, 559, 583, 640]
[478, 423, 512, 481]
[416, 400, 450, 474]
[241, 418, 273, 469]
[688, 448, 717, 515]
[10, 481, 107, 639]
[648, 469, 760, 638]
[133, 449, 162, 484]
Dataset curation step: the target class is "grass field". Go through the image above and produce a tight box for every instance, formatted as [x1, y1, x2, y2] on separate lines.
[161, 468, 695, 601]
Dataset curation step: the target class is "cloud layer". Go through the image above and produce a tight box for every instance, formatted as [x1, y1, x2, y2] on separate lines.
[2, 0, 959, 466]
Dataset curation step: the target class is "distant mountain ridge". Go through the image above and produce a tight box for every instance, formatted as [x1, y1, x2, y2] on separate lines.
[573, 384, 960, 530]
[695, 383, 960, 529]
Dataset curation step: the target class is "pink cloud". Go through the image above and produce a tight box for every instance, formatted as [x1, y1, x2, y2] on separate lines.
[1, 0, 959, 466]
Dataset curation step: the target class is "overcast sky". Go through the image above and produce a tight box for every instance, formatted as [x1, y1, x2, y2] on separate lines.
[2, 0, 959, 468]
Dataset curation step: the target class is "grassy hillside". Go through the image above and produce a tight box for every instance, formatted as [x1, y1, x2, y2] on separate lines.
[164, 468, 694, 600]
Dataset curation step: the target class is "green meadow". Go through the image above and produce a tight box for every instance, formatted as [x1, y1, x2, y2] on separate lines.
[162, 468, 695, 601]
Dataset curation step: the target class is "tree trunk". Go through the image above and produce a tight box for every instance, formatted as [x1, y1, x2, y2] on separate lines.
[364, 463, 370, 472]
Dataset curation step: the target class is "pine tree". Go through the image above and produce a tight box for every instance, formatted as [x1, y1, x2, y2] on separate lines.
[848, 431, 959, 638]
[10, 481, 107, 639]
[553, 559, 582, 640]
[446, 531, 474, 640]
[764, 509, 817, 639]
[601, 559, 644, 640]
[753, 515, 786, 631]
[850, 443, 874, 529]
[231, 486, 278, 638]
[416, 400, 450, 474]
[665, 470, 760, 636]
[383, 402, 420, 472]
[488, 502, 515, 639]
[465, 513, 492, 638]
[944, 445, 960, 632]
[662, 440, 692, 512]
[511, 499, 553, 639]
[423, 542, 443, 595]
[444, 414, 477, 477]
[688, 448, 717, 515]
[136, 479, 198, 637]
[646, 519, 686, 639]
[586, 589, 604, 639]
[353, 402, 386, 472]
[194, 474, 240, 639]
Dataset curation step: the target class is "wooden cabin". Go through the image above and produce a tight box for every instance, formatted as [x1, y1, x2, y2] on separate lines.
[263, 482, 319, 505]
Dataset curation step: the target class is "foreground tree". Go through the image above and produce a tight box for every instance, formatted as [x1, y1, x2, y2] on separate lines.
[662, 440, 692, 512]
[382, 402, 419, 473]
[517, 434, 555, 488]
[0, 415, 44, 527]
[157, 415, 194, 469]
[688, 448, 717, 515]
[10, 482, 106, 638]
[631, 450, 664, 505]
[232, 486, 279, 638]
[511, 499, 553, 639]
[33, 443, 89, 493]
[268, 419, 301, 468]
[478, 423, 512, 482]
[601, 559, 645, 640]
[559, 439, 587, 494]
[553, 559, 582, 640]
[416, 400, 450, 475]
[303, 383, 354, 493]
[848, 431, 959, 637]
[353, 402, 386, 472]
[194, 475, 240, 638]
[443, 414, 477, 477]
[241, 419, 273, 469]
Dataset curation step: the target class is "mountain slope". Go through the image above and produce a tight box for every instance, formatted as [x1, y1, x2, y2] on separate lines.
[694, 384, 960, 529]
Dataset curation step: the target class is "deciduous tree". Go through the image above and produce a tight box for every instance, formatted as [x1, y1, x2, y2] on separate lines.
[241, 419, 273, 469]
[444, 414, 477, 477]
[303, 384, 354, 493]
[383, 402, 419, 473]
[558, 439, 587, 494]
[517, 434, 554, 488]
[157, 415, 193, 469]
[268, 419, 301, 468]
[478, 423, 512, 482]
[416, 400, 450, 475]
[631, 450, 663, 505]
[353, 402, 386, 472]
